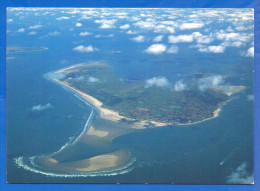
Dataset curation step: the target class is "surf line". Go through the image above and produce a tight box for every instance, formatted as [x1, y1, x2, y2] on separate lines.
[13, 72, 136, 178]
[43, 72, 100, 154]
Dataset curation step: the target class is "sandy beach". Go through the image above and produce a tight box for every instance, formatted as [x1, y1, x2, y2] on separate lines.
[53, 77, 233, 128]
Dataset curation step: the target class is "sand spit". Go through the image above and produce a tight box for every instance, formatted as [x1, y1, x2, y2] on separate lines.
[39, 149, 131, 173]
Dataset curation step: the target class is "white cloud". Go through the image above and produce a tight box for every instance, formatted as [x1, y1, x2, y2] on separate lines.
[48, 31, 60, 36]
[56, 16, 70, 20]
[193, 32, 214, 44]
[199, 45, 225, 53]
[79, 31, 92, 36]
[120, 24, 130, 30]
[75, 23, 82, 27]
[100, 23, 115, 29]
[221, 41, 243, 47]
[145, 44, 167, 55]
[46, 72, 66, 80]
[29, 24, 42, 29]
[216, 31, 240, 41]
[180, 22, 204, 30]
[132, 35, 145, 42]
[31, 103, 53, 111]
[216, 31, 251, 43]
[17, 28, 25, 32]
[154, 25, 175, 34]
[167, 45, 178, 54]
[245, 47, 254, 57]
[73, 45, 97, 53]
[226, 162, 254, 184]
[88, 76, 100, 83]
[78, 15, 91, 20]
[126, 30, 137, 35]
[198, 75, 224, 91]
[153, 35, 164, 42]
[95, 19, 116, 29]
[145, 77, 170, 88]
[174, 79, 187, 91]
[28, 31, 37, 35]
[7, 19, 13, 23]
[134, 21, 155, 29]
[168, 35, 193, 43]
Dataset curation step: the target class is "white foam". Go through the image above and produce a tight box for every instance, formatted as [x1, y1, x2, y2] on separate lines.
[14, 156, 136, 177]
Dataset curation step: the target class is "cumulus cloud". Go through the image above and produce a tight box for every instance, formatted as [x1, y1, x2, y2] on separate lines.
[134, 20, 155, 30]
[46, 72, 66, 80]
[75, 23, 82, 27]
[167, 45, 178, 53]
[126, 30, 138, 35]
[78, 15, 91, 20]
[216, 31, 240, 41]
[180, 22, 204, 30]
[245, 47, 254, 57]
[198, 75, 224, 91]
[79, 31, 92, 36]
[7, 18, 13, 23]
[154, 25, 175, 34]
[120, 24, 130, 29]
[221, 41, 243, 48]
[31, 103, 53, 111]
[216, 30, 251, 43]
[145, 44, 167, 55]
[132, 35, 145, 42]
[174, 79, 187, 91]
[17, 28, 25, 32]
[153, 35, 164, 42]
[56, 16, 70, 20]
[29, 24, 42, 29]
[168, 35, 193, 43]
[226, 162, 254, 184]
[145, 77, 170, 88]
[73, 45, 97, 53]
[198, 45, 225, 53]
[88, 76, 100, 82]
[28, 31, 37, 35]
[95, 19, 116, 29]
[192, 32, 214, 44]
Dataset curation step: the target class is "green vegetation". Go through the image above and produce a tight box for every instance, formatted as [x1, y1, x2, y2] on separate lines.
[60, 63, 230, 124]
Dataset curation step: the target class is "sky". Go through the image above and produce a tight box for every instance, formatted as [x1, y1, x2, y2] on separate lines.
[7, 8, 254, 57]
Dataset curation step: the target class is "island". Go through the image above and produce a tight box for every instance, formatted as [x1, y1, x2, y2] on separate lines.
[16, 62, 246, 177]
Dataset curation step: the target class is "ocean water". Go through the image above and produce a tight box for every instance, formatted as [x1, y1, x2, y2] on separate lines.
[6, 8, 254, 184]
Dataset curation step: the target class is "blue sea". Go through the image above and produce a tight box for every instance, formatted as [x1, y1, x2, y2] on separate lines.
[6, 8, 254, 184]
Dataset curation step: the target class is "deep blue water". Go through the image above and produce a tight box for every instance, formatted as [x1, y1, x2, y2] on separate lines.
[6, 8, 254, 184]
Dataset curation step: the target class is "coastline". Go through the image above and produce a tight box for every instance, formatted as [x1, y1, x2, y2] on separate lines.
[53, 77, 230, 128]
[177, 98, 234, 126]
